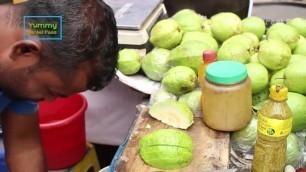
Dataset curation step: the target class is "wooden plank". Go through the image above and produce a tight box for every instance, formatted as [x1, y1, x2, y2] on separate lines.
[116, 107, 230, 172]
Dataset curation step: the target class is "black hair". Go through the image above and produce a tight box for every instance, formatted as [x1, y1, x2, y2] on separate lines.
[21, 0, 119, 91]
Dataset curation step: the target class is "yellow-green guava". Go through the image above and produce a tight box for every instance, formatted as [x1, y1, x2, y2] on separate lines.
[118, 49, 141, 75]
[287, 92, 306, 132]
[257, 40, 291, 70]
[284, 62, 306, 94]
[169, 40, 212, 73]
[287, 18, 306, 37]
[222, 34, 258, 55]
[211, 12, 242, 42]
[141, 48, 171, 81]
[162, 66, 197, 95]
[289, 54, 306, 65]
[181, 31, 218, 52]
[201, 19, 213, 36]
[266, 23, 299, 50]
[178, 89, 202, 112]
[293, 40, 306, 56]
[241, 16, 266, 39]
[246, 63, 269, 94]
[249, 53, 259, 63]
[217, 41, 250, 64]
[269, 68, 286, 87]
[172, 9, 202, 33]
[150, 19, 182, 49]
[252, 87, 269, 106]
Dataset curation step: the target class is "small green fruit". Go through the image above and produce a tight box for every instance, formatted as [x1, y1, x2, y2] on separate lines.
[150, 19, 182, 49]
[162, 66, 197, 95]
[246, 63, 269, 94]
[211, 12, 242, 42]
[242, 16, 266, 39]
[118, 49, 141, 75]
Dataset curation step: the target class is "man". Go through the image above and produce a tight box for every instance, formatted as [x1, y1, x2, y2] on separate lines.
[0, 0, 119, 171]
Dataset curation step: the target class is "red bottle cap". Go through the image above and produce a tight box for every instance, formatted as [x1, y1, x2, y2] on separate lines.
[203, 50, 217, 62]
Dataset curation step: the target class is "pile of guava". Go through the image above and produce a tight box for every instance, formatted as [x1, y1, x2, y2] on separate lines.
[116, 9, 306, 170]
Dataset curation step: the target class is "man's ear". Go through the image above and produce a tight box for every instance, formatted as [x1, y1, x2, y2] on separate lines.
[9, 40, 42, 67]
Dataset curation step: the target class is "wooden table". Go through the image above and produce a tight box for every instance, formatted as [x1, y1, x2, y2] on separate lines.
[112, 107, 230, 172]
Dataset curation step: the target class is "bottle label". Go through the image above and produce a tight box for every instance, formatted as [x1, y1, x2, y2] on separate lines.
[258, 113, 292, 137]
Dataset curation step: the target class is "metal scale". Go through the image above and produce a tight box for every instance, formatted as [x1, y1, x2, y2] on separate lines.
[105, 0, 167, 55]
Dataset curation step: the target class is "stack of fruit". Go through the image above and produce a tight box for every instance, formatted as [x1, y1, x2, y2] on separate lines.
[117, 9, 306, 170]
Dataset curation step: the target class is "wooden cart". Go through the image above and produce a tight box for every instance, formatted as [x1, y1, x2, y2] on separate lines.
[109, 106, 230, 172]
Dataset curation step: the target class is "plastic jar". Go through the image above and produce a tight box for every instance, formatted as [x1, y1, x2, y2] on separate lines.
[201, 61, 252, 131]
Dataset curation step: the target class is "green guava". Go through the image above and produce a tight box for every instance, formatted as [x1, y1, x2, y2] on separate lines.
[266, 23, 299, 50]
[289, 54, 306, 65]
[286, 133, 303, 167]
[211, 12, 242, 42]
[287, 18, 306, 37]
[257, 40, 291, 70]
[169, 40, 212, 73]
[223, 34, 258, 55]
[162, 66, 197, 95]
[287, 92, 306, 132]
[298, 35, 305, 44]
[242, 32, 260, 53]
[149, 88, 177, 105]
[252, 87, 269, 106]
[230, 115, 258, 153]
[269, 68, 286, 87]
[293, 40, 306, 56]
[178, 89, 202, 112]
[259, 39, 268, 47]
[202, 19, 213, 36]
[141, 48, 171, 81]
[241, 16, 266, 39]
[139, 129, 193, 170]
[217, 41, 250, 64]
[149, 100, 194, 129]
[150, 19, 182, 49]
[246, 63, 269, 94]
[172, 9, 202, 33]
[249, 53, 259, 63]
[181, 31, 219, 52]
[118, 49, 141, 75]
[284, 62, 306, 95]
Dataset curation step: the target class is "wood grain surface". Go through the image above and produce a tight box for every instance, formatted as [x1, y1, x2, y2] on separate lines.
[116, 107, 230, 172]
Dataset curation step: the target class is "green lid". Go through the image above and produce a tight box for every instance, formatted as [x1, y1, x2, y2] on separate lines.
[206, 61, 247, 85]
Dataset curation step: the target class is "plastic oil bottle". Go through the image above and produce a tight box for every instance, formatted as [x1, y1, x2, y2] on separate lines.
[198, 50, 217, 88]
[252, 85, 293, 172]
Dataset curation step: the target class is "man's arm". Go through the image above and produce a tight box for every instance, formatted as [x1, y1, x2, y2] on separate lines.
[1, 110, 47, 172]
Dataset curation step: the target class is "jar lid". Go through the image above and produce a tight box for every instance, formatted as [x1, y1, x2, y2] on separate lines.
[206, 61, 247, 84]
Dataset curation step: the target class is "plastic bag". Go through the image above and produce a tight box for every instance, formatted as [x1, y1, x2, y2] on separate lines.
[149, 87, 177, 105]
[230, 115, 258, 154]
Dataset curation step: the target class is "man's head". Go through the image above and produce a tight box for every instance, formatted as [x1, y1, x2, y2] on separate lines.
[0, 0, 118, 101]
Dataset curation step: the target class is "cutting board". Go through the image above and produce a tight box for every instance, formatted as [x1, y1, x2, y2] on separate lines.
[115, 107, 230, 172]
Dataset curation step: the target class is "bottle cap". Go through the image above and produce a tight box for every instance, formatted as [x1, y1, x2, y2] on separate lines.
[203, 50, 217, 62]
[269, 85, 288, 101]
[205, 61, 247, 85]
